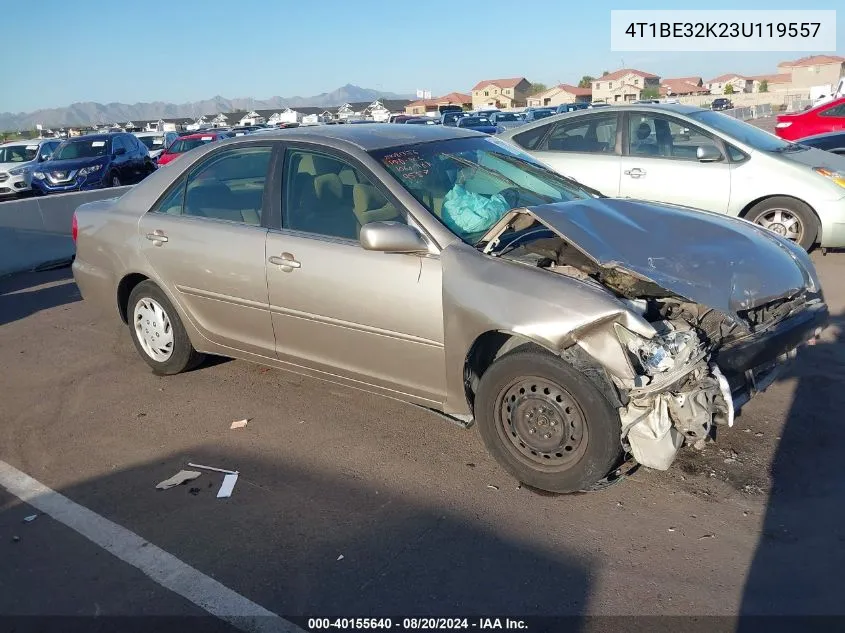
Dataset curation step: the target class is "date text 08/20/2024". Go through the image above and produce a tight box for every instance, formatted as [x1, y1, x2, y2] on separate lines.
[306, 618, 528, 630]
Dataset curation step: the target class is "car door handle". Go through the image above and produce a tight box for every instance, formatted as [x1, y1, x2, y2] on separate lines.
[146, 231, 168, 245]
[624, 168, 646, 178]
[268, 253, 301, 271]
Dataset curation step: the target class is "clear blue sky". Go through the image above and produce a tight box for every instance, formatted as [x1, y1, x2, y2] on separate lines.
[3, 0, 842, 113]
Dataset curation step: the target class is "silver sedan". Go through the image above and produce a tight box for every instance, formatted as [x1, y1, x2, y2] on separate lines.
[497, 104, 845, 251]
[72, 124, 827, 493]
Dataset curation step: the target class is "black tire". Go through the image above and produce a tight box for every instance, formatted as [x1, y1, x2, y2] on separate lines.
[475, 349, 623, 493]
[745, 196, 818, 251]
[127, 280, 203, 375]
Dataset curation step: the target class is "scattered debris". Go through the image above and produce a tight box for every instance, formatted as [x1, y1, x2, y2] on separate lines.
[12, 535, 20, 543]
[337, 554, 344, 561]
[487, 484, 499, 491]
[668, 527, 676, 532]
[616, 501, 624, 507]
[699, 533, 716, 540]
[466, 463, 476, 469]
[743, 511, 750, 517]
[217, 473, 239, 499]
[743, 428, 751, 433]
[23, 514, 38, 523]
[299, 420, 305, 424]
[516, 484, 522, 490]
[189, 487, 201, 496]
[724, 458, 736, 464]
[188, 463, 237, 475]
[230, 419, 249, 430]
[693, 439, 706, 451]
[730, 449, 739, 460]
[137, 412, 147, 419]
[754, 432, 764, 438]
[156, 470, 202, 490]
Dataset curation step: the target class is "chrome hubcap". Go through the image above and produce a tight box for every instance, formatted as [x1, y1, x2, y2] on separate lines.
[496, 377, 588, 468]
[133, 298, 173, 362]
[754, 208, 803, 242]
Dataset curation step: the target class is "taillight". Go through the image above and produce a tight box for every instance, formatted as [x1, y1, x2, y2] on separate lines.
[72, 212, 78, 244]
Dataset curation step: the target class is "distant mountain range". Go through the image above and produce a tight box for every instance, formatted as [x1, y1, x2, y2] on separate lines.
[0, 84, 414, 131]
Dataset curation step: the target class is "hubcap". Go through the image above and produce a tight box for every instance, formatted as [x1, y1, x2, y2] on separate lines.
[112, 177, 120, 187]
[133, 298, 174, 362]
[495, 377, 588, 469]
[754, 208, 803, 243]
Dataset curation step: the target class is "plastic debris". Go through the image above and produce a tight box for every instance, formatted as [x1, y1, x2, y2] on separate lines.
[230, 419, 249, 430]
[699, 533, 716, 540]
[668, 527, 676, 532]
[217, 473, 238, 498]
[156, 470, 202, 490]
[337, 554, 344, 561]
[23, 514, 38, 523]
[693, 439, 707, 451]
[487, 484, 499, 491]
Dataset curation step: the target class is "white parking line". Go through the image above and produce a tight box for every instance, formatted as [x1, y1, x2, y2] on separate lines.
[0, 460, 304, 633]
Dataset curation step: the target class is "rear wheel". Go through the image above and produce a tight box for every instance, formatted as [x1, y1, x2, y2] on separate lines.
[746, 196, 818, 251]
[127, 281, 203, 374]
[475, 349, 623, 493]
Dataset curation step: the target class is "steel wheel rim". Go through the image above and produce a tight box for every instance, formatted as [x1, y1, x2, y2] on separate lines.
[754, 208, 804, 243]
[112, 176, 120, 187]
[133, 298, 174, 362]
[494, 377, 589, 470]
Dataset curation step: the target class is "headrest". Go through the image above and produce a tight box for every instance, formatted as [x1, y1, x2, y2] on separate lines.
[312, 155, 342, 175]
[314, 173, 343, 200]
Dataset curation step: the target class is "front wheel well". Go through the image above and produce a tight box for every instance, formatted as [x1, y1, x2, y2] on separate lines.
[462, 331, 624, 414]
[117, 273, 149, 323]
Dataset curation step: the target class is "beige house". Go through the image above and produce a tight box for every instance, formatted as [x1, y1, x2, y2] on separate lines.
[748, 73, 792, 93]
[471, 78, 532, 109]
[777, 55, 845, 89]
[405, 92, 472, 116]
[591, 69, 660, 103]
[526, 84, 592, 107]
[705, 74, 753, 95]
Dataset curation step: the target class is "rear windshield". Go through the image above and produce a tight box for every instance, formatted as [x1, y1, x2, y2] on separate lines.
[52, 139, 110, 160]
[494, 113, 519, 122]
[0, 144, 38, 162]
[531, 110, 554, 119]
[460, 117, 491, 126]
[168, 138, 214, 154]
[137, 136, 166, 149]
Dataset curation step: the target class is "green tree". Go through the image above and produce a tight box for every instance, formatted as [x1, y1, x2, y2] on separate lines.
[759, 79, 769, 93]
[529, 82, 548, 95]
[602, 70, 610, 76]
[641, 87, 660, 99]
[724, 83, 735, 95]
[578, 75, 595, 88]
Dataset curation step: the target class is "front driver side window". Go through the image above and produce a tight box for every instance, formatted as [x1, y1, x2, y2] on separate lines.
[283, 150, 404, 240]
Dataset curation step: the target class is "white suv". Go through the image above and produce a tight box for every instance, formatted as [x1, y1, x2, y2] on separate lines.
[0, 138, 61, 198]
[133, 131, 178, 161]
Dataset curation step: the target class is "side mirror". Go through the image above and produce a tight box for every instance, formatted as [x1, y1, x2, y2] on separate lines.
[696, 145, 722, 162]
[359, 222, 429, 254]
[39, 153, 52, 162]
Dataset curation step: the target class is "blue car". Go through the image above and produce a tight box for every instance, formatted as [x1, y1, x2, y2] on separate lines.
[455, 115, 497, 134]
[31, 133, 154, 195]
[555, 102, 590, 114]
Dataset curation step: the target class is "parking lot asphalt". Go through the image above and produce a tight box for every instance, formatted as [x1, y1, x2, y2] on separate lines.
[2, 248, 845, 625]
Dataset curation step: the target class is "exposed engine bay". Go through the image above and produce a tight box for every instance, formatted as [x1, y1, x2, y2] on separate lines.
[499, 234, 817, 471]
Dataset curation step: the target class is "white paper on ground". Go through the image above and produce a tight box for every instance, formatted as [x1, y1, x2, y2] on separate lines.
[217, 473, 238, 498]
[156, 470, 202, 490]
[230, 419, 248, 429]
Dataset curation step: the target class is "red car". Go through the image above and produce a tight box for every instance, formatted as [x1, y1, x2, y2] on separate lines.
[775, 97, 845, 141]
[157, 132, 228, 166]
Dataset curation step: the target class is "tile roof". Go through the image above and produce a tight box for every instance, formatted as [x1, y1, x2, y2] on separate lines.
[408, 92, 472, 107]
[557, 84, 592, 96]
[779, 55, 845, 68]
[706, 74, 748, 83]
[660, 77, 710, 95]
[595, 68, 659, 82]
[748, 73, 792, 84]
[471, 77, 528, 91]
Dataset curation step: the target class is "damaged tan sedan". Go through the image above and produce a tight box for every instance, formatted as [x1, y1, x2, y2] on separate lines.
[72, 125, 829, 493]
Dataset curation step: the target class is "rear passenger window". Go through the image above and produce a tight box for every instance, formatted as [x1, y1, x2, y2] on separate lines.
[183, 147, 272, 224]
[283, 150, 403, 240]
[511, 123, 552, 151]
[543, 114, 618, 154]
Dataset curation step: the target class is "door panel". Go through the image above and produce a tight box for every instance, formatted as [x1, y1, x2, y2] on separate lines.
[137, 145, 275, 355]
[266, 233, 445, 402]
[619, 113, 731, 212]
[266, 146, 446, 402]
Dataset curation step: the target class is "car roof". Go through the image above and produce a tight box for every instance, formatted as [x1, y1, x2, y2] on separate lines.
[133, 130, 169, 136]
[615, 103, 707, 115]
[230, 122, 480, 150]
[66, 133, 114, 141]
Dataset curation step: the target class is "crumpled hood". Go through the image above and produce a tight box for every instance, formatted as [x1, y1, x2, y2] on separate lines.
[494, 198, 820, 320]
